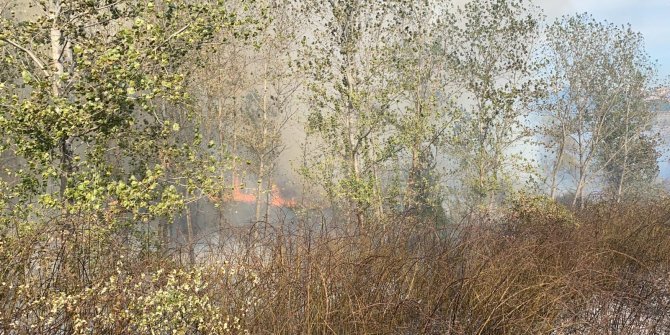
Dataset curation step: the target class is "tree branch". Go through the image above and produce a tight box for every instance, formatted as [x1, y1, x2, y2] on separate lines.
[153, 23, 192, 53]
[1, 38, 50, 77]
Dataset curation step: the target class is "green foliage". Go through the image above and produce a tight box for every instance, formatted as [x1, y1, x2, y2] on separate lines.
[3, 262, 255, 334]
[0, 0, 257, 227]
[299, 0, 405, 223]
[0, 0, 259, 331]
[542, 13, 660, 206]
[447, 0, 543, 206]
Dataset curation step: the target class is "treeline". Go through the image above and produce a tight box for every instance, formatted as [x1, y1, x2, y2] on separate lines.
[0, 0, 668, 334]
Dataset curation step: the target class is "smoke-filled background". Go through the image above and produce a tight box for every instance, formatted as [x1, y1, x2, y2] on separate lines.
[185, 0, 670, 234]
[2, 0, 670, 333]
[6, 0, 668, 243]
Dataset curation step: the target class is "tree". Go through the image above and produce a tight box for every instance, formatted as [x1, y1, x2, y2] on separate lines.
[301, 0, 402, 228]
[240, 0, 301, 224]
[0, 0, 254, 329]
[598, 52, 660, 202]
[541, 13, 659, 207]
[385, 1, 456, 222]
[191, 0, 261, 231]
[601, 124, 660, 202]
[192, 0, 300, 232]
[446, 0, 543, 208]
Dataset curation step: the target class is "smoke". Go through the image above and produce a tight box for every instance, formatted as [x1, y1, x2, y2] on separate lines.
[450, 0, 575, 18]
[538, 0, 575, 18]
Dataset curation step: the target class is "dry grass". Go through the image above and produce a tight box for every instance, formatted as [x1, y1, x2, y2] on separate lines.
[1, 197, 670, 334]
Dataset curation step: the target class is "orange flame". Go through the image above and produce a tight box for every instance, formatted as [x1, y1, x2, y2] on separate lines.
[270, 184, 297, 208]
[231, 176, 256, 204]
[229, 177, 296, 208]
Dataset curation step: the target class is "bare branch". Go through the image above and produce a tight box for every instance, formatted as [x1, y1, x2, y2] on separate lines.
[153, 23, 192, 53]
[0, 38, 50, 77]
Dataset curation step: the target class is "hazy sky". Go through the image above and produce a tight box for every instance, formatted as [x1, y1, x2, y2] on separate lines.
[541, 0, 670, 80]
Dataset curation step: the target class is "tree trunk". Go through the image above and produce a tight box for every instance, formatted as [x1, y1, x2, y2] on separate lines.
[573, 124, 587, 209]
[160, 217, 170, 252]
[185, 204, 196, 265]
[217, 100, 227, 243]
[572, 167, 587, 209]
[345, 62, 363, 229]
[50, 0, 73, 202]
[549, 135, 565, 200]
[255, 158, 265, 222]
[616, 153, 627, 203]
[405, 92, 422, 211]
[616, 106, 631, 203]
[255, 62, 269, 223]
[371, 139, 384, 219]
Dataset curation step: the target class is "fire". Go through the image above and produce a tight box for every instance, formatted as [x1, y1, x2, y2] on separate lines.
[232, 185, 256, 204]
[270, 184, 297, 208]
[228, 177, 297, 208]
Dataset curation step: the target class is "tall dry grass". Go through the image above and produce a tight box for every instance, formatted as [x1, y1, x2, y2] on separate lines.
[1, 197, 669, 334]
[197, 197, 670, 334]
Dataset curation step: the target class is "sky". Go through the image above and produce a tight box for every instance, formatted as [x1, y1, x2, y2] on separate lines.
[541, 0, 670, 80]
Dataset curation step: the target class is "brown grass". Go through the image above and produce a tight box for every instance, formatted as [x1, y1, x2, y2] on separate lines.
[1, 197, 670, 334]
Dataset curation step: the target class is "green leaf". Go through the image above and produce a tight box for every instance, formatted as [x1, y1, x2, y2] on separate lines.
[21, 70, 31, 84]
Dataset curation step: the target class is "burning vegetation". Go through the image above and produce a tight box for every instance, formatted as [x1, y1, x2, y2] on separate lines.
[229, 178, 297, 208]
[0, 0, 669, 334]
